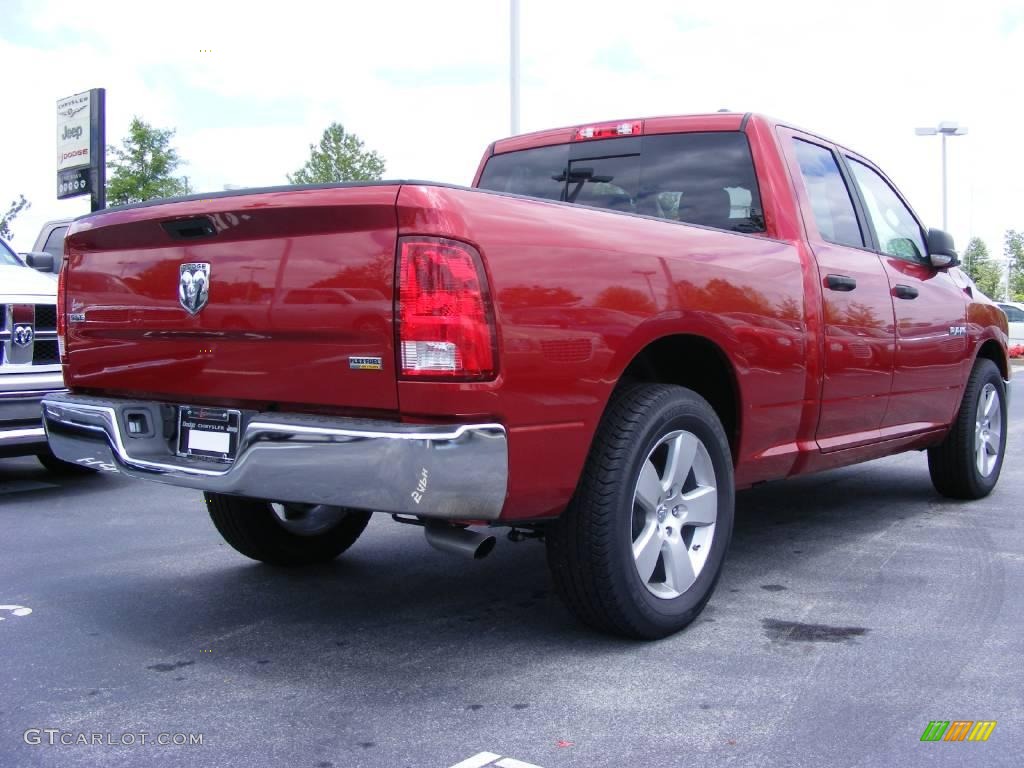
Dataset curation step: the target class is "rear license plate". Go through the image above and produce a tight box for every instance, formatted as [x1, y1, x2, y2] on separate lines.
[177, 406, 241, 462]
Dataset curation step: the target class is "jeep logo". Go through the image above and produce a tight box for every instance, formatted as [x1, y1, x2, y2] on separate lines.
[62, 125, 83, 141]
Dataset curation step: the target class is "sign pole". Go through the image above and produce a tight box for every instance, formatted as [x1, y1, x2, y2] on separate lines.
[90, 88, 106, 212]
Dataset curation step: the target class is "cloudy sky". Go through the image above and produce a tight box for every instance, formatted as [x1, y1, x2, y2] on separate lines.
[2, 0, 1021, 272]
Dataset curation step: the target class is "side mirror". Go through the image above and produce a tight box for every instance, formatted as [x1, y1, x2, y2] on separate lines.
[23, 251, 55, 273]
[926, 228, 959, 269]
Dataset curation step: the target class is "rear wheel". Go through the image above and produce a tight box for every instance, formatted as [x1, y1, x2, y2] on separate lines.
[205, 492, 372, 566]
[928, 358, 1007, 500]
[546, 383, 734, 639]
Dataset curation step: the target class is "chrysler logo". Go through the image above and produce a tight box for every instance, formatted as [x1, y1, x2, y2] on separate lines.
[58, 104, 87, 119]
[179, 263, 211, 315]
[13, 324, 34, 348]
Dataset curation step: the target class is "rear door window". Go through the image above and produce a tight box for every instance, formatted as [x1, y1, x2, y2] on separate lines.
[478, 131, 765, 233]
[790, 139, 864, 248]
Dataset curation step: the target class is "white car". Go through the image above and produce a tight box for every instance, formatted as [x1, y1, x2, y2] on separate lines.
[995, 302, 1024, 346]
[0, 237, 91, 472]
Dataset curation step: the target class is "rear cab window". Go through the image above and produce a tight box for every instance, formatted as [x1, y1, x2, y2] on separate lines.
[477, 131, 766, 234]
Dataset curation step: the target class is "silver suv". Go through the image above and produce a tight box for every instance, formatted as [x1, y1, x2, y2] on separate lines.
[0, 237, 77, 471]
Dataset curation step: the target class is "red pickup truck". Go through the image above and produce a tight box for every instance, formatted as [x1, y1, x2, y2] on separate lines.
[43, 112, 1010, 639]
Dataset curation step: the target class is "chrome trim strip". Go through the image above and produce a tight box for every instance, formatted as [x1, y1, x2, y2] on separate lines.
[42, 393, 509, 520]
[0, 426, 46, 443]
[0, 388, 65, 401]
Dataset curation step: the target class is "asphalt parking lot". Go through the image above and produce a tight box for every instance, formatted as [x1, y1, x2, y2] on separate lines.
[2, 379, 1021, 768]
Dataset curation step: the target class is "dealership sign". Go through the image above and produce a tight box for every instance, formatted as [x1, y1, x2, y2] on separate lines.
[56, 91, 91, 171]
[55, 88, 106, 209]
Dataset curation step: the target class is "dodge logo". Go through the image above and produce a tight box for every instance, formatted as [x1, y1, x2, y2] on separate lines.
[179, 263, 211, 315]
[13, 324, 34, 347]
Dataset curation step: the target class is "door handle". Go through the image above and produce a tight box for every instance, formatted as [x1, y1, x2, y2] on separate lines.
[825, 274, 857, 292]
[894, 284, 919, 300]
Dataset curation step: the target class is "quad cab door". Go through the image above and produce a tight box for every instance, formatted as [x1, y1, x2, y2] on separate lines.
[841, 155, 969, 429]
[780, 130, 896, 450]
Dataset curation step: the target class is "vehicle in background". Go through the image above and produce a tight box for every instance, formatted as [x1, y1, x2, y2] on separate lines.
[42, 113, 1010, 638]
[23, 218, 73, 277]
[996, 301, 1024, 345]
[0, 237, 90, 472]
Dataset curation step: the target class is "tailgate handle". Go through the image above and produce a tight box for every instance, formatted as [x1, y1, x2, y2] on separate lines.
[162, 217, 217, 240]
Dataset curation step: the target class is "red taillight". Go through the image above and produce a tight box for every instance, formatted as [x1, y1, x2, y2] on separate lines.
[56, 262, 67, 361]
[397, 237, 497, 380]
[573, 120, 643, 141]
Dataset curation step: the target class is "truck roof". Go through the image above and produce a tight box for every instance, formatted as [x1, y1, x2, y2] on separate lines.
[489, 112, 848, 156]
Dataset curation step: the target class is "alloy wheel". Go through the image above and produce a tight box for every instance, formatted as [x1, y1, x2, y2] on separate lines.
[631, 430, 718, 599]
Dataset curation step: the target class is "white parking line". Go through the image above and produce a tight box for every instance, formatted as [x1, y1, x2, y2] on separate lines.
[449, 754, 503, 768]
[449, 754, 543, 768]
[0, 605, 33, 621]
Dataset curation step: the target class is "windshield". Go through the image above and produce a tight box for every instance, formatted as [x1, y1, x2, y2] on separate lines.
[0, 238, 23, 267]
[478, 131, 766, 233]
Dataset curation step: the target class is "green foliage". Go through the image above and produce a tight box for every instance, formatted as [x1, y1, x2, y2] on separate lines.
[288, 123, 386, 184]
[595, 285, 656, 314]
[961, 237, 1002, 299]
[1005, 229, 1024, 302]
[106, 118, 192, 206]
[0, 194, 30, 241]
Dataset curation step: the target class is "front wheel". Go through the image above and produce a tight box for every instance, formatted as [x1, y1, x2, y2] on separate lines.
[205, 493, 372, 566]
[928, 358, 1007, 499]
[546, 384, 735, 639]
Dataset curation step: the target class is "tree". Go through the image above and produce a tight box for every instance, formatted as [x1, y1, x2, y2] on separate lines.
[106, 118, 192, 206]
[288, 123, 386, 184]
[960, 237, 1002, 299]
[0, 194, 30, 241]
[1005, 230, 1024, 302]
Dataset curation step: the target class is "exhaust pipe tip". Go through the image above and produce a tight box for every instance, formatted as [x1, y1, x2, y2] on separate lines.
[425, 524, 497, 560]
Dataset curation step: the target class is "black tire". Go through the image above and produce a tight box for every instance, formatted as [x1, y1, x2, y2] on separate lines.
[205, 492, 372, 566]
[36, 450, 99, 475]
[546, 383, 735, 640]
[928, 358, 1007, 500]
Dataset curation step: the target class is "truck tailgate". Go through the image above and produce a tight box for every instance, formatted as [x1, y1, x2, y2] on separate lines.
[63, 185, 400, 412]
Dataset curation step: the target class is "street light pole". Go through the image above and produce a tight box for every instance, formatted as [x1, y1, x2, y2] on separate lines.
[941, 131, 947, 230]
[915, 121, 967, 231]
[510, 0, 520, 136]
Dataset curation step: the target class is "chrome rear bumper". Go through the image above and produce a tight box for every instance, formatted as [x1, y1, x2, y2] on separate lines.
[41, 393, 508, 521]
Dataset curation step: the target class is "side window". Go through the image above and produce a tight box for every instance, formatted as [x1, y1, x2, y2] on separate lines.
[998, 304, 1024, 322]
[43, 226, 68, 259]
[847, 160, 926, 261]
[791, 139, 863, 248]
